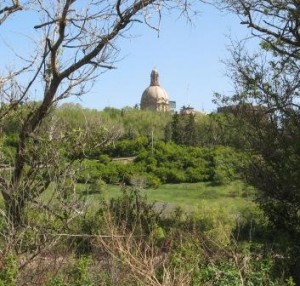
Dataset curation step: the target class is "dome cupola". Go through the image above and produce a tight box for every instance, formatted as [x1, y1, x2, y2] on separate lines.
[140, 69, 169, 112]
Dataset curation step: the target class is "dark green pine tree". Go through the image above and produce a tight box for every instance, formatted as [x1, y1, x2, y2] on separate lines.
[170, 112, 180, 144]
[184, 114, 197, 146]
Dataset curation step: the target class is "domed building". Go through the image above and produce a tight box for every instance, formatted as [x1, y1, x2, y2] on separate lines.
[140, 70, 169, 112]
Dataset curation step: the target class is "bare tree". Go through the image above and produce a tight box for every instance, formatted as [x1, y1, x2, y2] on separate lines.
[0, 0, 196, 226]
[0, 0, 22, 25]
[0, 2, 198, 279]
[217, 1, 300, 58]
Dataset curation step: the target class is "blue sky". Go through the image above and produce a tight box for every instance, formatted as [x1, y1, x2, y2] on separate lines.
[75, 4, 251, 112]
[0, 3, 253, 113]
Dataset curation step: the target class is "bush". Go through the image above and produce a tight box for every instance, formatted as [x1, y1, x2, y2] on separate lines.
[145, 174, 161, 189]
[104, 136, 148, 157]
[67, 256, 93, 286]
[87, 178, 107, 195]
[108, 187, 160, 235]
[212, 146, 249, 185]
[186, 166, 211, 182]
[0, 253, 17, 286]
[77, 159, 101, 184]
[133, 142, 219, 184]
[129, 173, 161, 189]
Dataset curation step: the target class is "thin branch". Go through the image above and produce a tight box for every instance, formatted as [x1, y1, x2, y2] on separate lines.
[0, 1, 22, 25]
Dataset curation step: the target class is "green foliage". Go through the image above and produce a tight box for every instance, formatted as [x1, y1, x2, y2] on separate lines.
[87, 178, 107, 195]
[212, 146, 249, 184]
[233, 205, 271, 242]
[0, 136, 16, 165]
[213, 7, 300, 273]
[77, 159, 104, 184]
[165, 110, 248, 148]
[108, 187, 161, 235]
[199, 260, 242, 286]
[128, 173, 161, 189]
[68, 256, 93, 286]
[135, 142, 223, 184]
[104, 136, 148, 157]
[145, 174, 161, 188]
[46, 277, 66, 286]
[1, 181, 291, 285]
[0, 253, 18, 286]
[17, 227, 41, 252]
[46, 255, 95, 286]
[187, 203, 235, 245]
[68, 210, 106, 256]
[101, 106, 172, 140]
[118, 107, 172, 139]
[198, 255, 284, 286]
[77, 142, 244, 185]
[1, 103, 295, 284]
[260, 40, 273, 51]
[167, 112, 198, 146]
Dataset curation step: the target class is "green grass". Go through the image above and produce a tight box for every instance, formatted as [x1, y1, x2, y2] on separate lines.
[3, 180, 256, 218]
[85, 180, 257, 215]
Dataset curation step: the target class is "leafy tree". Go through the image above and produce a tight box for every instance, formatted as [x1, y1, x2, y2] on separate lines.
[170, 112, 182, 144]
[168, 112, 198, 146]
[104, 136, 148, 157]
[183, 114, 198, 146]
[121, 107, 172, 140]
[215, 0, 300, 281]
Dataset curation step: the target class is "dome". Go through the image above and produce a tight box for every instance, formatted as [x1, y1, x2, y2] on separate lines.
[140, 70, 169, 112]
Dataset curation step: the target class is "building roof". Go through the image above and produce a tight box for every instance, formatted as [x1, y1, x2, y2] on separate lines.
[180, 105, 195, 115]
[140, 70, 169, 110]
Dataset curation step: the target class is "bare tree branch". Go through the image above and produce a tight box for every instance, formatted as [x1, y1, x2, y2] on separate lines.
[0, 0, 22, 25]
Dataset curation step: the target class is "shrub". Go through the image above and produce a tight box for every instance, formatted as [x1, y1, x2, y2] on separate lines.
[104, 136, 148, 157]
[0, 253, 17, 286]
[77, 159, 101, 184]
[68, 256, 93, 286]
[186, 166, 210, 182]
[212, 146, 249, 185]
[108, 187, 160, 235]
[129, 173, 147, 189]
[87, 178, 107, 195]
[145, 174, 161, 189]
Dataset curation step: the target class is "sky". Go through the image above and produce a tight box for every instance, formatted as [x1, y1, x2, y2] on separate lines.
[0, 2, 254, 113]
[75, 4, 252, 113]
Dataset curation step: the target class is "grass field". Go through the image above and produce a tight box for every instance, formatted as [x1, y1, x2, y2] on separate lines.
[85, 180, 257, 215]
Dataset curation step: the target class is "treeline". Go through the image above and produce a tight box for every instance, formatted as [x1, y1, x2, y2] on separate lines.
[1, 103, 247, 187]
[1, 102, 246, 151]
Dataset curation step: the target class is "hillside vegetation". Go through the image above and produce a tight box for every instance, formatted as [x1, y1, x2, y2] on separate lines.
[0, 104, 296, 285]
